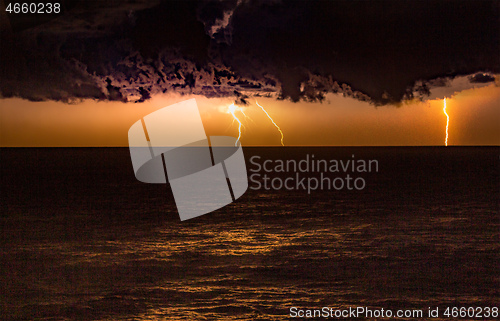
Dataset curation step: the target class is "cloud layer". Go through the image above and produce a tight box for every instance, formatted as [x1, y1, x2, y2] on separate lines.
[1, 0, 498, 105]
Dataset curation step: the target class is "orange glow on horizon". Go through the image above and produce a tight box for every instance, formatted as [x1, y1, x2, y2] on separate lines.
[1, 85, 499, 147]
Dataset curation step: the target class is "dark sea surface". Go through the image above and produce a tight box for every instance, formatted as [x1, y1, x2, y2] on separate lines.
[1, 147, 498, 320]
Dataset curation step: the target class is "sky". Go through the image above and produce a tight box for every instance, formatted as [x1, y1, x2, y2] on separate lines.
[0, 0, 499, 146]
[2, 82, 498, 146]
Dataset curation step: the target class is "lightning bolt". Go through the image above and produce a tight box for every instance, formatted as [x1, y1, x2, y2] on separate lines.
[228, 103, 243, 146]
[443, 98, 449, 146]
[255, 100, 285, 146]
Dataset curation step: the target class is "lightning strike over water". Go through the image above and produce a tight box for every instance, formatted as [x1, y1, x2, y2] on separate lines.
[255, 101, 285, 146]
[443, 98, 449, 146]
[228, 103, 243, 146]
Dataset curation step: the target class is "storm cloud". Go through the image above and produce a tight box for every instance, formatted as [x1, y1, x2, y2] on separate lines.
[1, 0, 498, 105]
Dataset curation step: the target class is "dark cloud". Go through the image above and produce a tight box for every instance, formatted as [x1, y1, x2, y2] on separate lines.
[409, 73, 498, 101]
[469, 73, 497, 83]
[1, 0, 499, 105]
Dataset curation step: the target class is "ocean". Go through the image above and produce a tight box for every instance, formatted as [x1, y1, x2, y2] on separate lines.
[1, 147, 498, 320]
